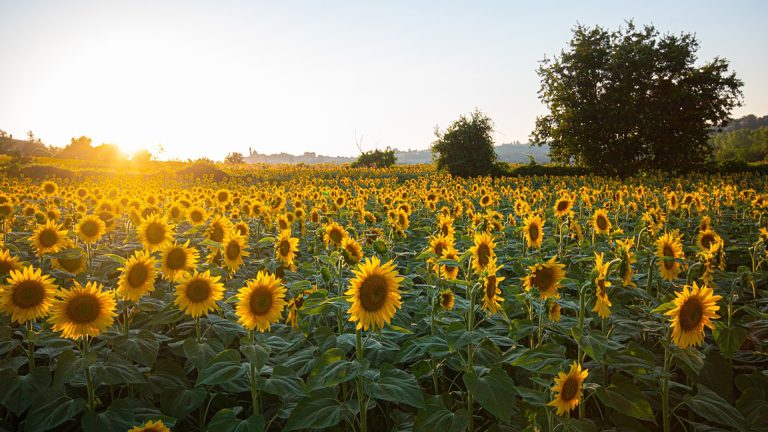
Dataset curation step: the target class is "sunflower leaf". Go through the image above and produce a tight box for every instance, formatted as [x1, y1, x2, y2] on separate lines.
[462, 368, 519, 422]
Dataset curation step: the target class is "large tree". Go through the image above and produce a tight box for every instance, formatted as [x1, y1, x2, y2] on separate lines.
[432, 109, 502, 177]
[532, 22, 743, 175]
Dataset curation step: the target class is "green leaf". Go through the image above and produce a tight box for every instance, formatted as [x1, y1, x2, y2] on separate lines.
[712, 323, 747, 359]
[595, 375, 654, 421]
[414, 395, 469, 432]
[258, 365, 305, 398]
[463, 368, 519, 422]
[255, 236, 275, 247]
[284, 397, 345, 431]
[160, 387, 207, 419]
[54, 349, 94, 387]
[183, 338, 219, 369]
[504, 343, 566, 373]
[103, 254, 127, 265]
[25, 394, 87, 432]
[240, 340, 271, 371]
[0, 367, 51, 415]
[196, 349, 247, 387]
[684, 385, 748, 431]
[366, 364, 425, 408]
[112, 330, 160, 367]
[90, 355, 147, 386]
[207, 409, 265, 432]
[579, 334, 623, 363]
[651, 301, 675, 314]
[81, 399, 137, 432]
[306, 348, 368, 391]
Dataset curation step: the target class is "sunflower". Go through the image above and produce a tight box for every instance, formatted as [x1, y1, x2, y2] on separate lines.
[236, 271, 287, 332]
[548, 300, 561, 322]
[592, 209, 611, 235]
[234, 221, 250, 238]
[276, 214, 291, 233]
[666, 282, 721, 348]
[548, 362, 589, 416]
[174, 270, 225, 317]
[341, 237, 363, 265]
[0, 248, 23, 276]
[117, 250, 157, 301]
[428, 235, 453, 271]
[437, 214, 455, 239]
[523, 256, 567, 300]
[553, 196, 573, 218]
[160, 241, 199, 281]
[345, 257, 404, 331]
[592, 275, 612, 320]
[616, 238, 637, 287]
[469, 231, 496, 274]
[29, 220, 68, 255]
[49, 281, 117, 339]
[323, 221, 348, 248]
[206, 215, 232, 244]
[438, 289, 455, 310]
[697, 229, 721, 250]
[221, 233, 249, 272]
[481, 260, 505, 315]
[51, 247, 87, 275]
[285, 286, 316, 328]
[186, 206, 208, 226]
[0, 266, 57, 323]
[128, 419, 172, 432]
[41, 180, 58, 196]
[655, 231, 684, 281]
[523, 214, 544, 249]
[440, 246, 460, 280]
[137, 214, 175, 252]
[275, 230, 300, 269]
[76, 214, 106, 244]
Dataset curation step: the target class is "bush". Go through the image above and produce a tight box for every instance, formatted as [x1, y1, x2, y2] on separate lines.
[432, 110, 504, 177]
[351, 148, 396, 168]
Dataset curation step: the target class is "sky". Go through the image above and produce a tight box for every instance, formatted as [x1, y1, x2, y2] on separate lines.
[0, 0, 766, 161]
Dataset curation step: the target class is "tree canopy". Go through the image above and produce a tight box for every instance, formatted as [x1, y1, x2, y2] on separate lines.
[432, 110, 503, 177]
[351, 148, 396, 168]
[532, 22, 743, 175]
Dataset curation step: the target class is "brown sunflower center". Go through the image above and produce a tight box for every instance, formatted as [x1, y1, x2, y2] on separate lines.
[441, 225, 450, 236]
[529, 224, 540, 242]
[80, 220, 100, 238]
[226, 240, 241, 260]
[38, 229, 59, 248]
[145, 222, 166, 244]
[440, 292, 453, 308]
[433, 242, 445, 257]
[217, 191, 229, 203]
[0, 259, 16, 274]
[359, 274, 389, 312]
[166, 248, 187, 270]
[127, 263, 149, 288]
[560, 376, 580, 401]
[249, 287, 273, 315]
[329, 228, 343, 245]
[66, 294, 102, 324]
[596, 215, 608, 231]
[12, 280, 45, 309]
[485, 276, 498, 299]
[679, 298, 704, 331]
[278, 219, 289, 230]
[190, 210, 204, 223]
[210, 224, 225, 243]
[534, 268, 554, 291]
[279, 239, 292, 256]
[700, 234, 715, 249]
[663, 245, 675, 270]
[476, 244, 491, 267]
[557, 201, 569, 212]
[44, 184, 55, 194]
[186, 279, 212, 302]
[58, 256, 82, 273]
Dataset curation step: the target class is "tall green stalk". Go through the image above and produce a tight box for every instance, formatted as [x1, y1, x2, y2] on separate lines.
[355, 329, 367, 432]
[466, 283, 476, 432]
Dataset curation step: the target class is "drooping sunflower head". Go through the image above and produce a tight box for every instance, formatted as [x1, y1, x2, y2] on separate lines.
[49, 281, 117, 339]
[469, 232, 496, 274]
[0, 266, 58, 323]
[76, 214, 106, 244]
[615, 238, 637, 288]
[323, 221, 348, 248]
[29, 219, 68, 256]
[137, 214, 175, 252]
[666, 282, 721, 348]
[0, 248, 23, 276]
[481, 260, 505, 315]
[547, 362, 589, 416]
[275, 230, 300, 269]
[51, 247, 87, 275]
[236, 271, 287, 332]
[437, 214, 455, 239]
[523, 214, 544, 249]
[128, 419, 172, 432]
[345, 256, 404, 331]
[174, 270, 225, 318]
[221, 233, 249, 272]
[118, 250, 157, 301]
[160, 241, 199, 281]
[592, 209, 611, 235]
[439, 246, 460, 280]
[548, 300, 561, 322]
[206, 215, 232, 244]
[341, 237, 363, 266]
[655, 231, 684, 281]
[523, 256, 566, 300]
[697, 229, 721, 251]
[438, 289, 455, 310]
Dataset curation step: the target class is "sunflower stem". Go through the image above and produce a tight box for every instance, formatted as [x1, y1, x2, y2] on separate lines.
[249, 330, 261, 417]
[355, 328, 367, 432]
[662, 330, 672, 432]
[576, 282, 588, 419]
[26, 320, 35, 370]
[466, 283, 476, 432]
[195, 316, 202, 343]
[83, 337, 96, 413]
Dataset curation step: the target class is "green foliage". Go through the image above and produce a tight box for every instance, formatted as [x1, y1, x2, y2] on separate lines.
[431, 110, 505, 177]
[533, 22, 743, 175]
[224, 152, 245, 164]
[351, 147, 396, 168]
[712, 126, 768, 162]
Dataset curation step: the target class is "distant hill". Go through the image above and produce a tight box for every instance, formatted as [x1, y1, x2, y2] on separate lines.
[0, 135, 54, 157]
[721, 114, 768, 132]
[243, 142, 550, 165]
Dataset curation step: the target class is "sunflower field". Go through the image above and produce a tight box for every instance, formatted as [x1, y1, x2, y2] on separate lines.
[0, 165, 767, 432]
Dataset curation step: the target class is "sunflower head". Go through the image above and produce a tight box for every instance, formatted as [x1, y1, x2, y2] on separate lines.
[29, 220, 68, 256]
[49, 281, 117, 339]
[76, 214, 106, 244]
[548, 362, 589, 416]
[438, 289, 455, 310]
[0, 248, 23, 277]
[553, 196, 573, 218]
[345, 257, 404, 331]
[206, 215, 232, 244]
[221, 233, 249, 272]
[341, 237, 363, 266]
[523, 214, 544, 249]
[481, 260, 505, 315]
[137, 214, 175, 252]
[236, 271, 287, 332]
[697, 229, 721, 250]
[118, 250, 158, 301]
[523, 256, 566, 300]
[469, 232, 496, 274]
[592, 209, 611, 235]
[324, 221, 348, 248]
[275, 230, 300, 269]
[0, 266, 58, 323]
[655, 231, 685, 281]
[128, 419, 172, 432]
[666, 282, 721, 348]
[174, 270, 225, 318]
[186, 206, 208, 226]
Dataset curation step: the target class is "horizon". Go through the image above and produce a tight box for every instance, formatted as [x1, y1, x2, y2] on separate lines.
[1, 0, 766, 161]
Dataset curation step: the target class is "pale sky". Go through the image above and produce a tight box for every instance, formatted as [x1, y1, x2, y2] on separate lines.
[1, 0, 766, 160]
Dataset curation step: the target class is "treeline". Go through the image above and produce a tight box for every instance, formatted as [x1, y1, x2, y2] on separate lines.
[711, 115, 768, 162]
